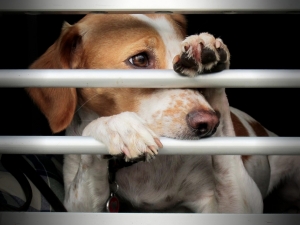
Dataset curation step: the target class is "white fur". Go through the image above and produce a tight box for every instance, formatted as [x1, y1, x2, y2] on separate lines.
[82, 112, 160, 161]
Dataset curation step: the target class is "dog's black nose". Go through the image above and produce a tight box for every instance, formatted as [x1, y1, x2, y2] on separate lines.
[186, 109, 220, 137]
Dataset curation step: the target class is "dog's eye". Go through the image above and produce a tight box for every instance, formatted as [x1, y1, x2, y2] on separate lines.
[129, 53, 149, 67]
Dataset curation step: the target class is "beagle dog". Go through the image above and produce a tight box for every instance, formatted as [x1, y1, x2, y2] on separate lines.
[27, 14, 300, 213]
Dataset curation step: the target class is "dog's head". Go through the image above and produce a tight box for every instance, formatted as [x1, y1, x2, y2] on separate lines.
[27, 14, 220, 140]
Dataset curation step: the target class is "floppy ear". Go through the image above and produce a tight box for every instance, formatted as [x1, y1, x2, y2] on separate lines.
[26, 22, 83, 133]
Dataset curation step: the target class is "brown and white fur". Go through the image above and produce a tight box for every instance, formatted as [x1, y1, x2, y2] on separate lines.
[27, 14, 300, 213]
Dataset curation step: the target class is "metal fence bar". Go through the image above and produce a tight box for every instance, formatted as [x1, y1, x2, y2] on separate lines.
[1, 69, 300, 88]
[0, 0, 300, 13]
[1, 212, 300, 225]
[0, 136, 299, 155]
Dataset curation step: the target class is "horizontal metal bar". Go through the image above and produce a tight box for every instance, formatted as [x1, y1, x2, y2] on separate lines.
[0, 136, 299, 155]
[1, 69, 300, 88]
[1, 0, 300, 13]
[1, 212, 300, 225]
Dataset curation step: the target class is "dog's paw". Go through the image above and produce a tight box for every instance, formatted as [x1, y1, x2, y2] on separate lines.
[82, 112, 163, 162]
[173, 32, 230, 77]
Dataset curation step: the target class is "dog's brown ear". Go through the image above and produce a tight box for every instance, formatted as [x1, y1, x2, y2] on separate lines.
[59, 22, 84, 69]
[27, 88, 77, 133]
[29, 21, 84, 69]
[26, 22, 83, 133]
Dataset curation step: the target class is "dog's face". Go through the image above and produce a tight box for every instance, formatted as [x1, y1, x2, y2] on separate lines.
[73, 14, 185, 70]
[28, 14, 220, 140]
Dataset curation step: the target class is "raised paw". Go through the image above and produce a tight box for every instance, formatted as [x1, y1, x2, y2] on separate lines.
[173, 33, 230, 77]
[82, 112, 163, 162]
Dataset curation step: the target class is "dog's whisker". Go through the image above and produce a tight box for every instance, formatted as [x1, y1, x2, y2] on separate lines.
[75, 93, 100, 113]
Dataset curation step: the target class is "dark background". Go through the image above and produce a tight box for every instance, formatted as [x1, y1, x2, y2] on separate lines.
[0, 13, 299, 137]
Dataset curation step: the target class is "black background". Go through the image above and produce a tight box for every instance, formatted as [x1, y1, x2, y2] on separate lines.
[0, 13, 300, 137]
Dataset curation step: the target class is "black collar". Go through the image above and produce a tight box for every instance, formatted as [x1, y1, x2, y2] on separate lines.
[108, 157, 138, 184]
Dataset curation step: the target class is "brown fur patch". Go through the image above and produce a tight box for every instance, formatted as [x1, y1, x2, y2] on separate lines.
[249, 121, 269, 137]
[230, 112, 249, 137]
[230, 112, 251, 163]
[241, 155, 251, 163]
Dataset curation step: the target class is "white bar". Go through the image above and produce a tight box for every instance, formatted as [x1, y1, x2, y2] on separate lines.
[1, 212, 300, 225]
[0, 136, 299, 155]
[0, 0, 300, 13]
[1, 69, 300, 88]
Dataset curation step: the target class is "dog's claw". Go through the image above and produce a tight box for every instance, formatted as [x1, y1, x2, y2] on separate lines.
[121, 146, 131, 159]
[154, 138, 163, 148]
[215, 40, 221, 49]
[149, 145, 158, 155]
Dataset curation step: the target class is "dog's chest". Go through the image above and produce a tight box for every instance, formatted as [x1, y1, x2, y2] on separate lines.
[114, 155, 215, 212]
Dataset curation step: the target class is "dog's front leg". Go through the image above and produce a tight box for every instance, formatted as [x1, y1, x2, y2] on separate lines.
[63, 111, 162, 212]
[211, 155, 263, 213]
[188, 155, 263, 213]
[173, 33, 234, 137]
[63, 154, 110, 212]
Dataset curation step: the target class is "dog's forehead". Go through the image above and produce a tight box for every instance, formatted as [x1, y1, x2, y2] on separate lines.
[131, 14, 182, 35]
[78, 14, 184, 37]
